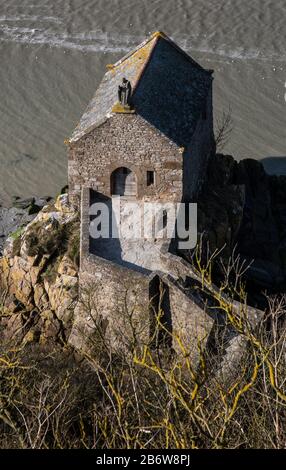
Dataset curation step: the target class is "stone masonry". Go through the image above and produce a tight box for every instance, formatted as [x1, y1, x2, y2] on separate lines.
[68, 114, 184, 208]
[66, 32, 254, 366]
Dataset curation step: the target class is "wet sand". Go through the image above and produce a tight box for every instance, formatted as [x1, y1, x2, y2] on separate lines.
[0, 0, 285, 204]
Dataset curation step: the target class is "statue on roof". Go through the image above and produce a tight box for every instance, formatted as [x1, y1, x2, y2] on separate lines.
[118, 78, 132, 107]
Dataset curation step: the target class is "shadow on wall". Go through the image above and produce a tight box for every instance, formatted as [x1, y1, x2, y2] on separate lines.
[260, 156, 286, 175]
[89, 191, 121, 260]
[89, 190, 150, 275]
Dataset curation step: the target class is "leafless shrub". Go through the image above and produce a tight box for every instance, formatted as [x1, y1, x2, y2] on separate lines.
[215, 107, 233, 151]
[0, 247, 286, 448]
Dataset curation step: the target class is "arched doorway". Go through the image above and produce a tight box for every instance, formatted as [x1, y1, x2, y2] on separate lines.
[111, 167, 137, 197]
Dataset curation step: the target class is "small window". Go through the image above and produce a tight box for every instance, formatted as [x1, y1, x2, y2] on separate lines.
[162, 209, 168, 229]
[147, 170, 155, 186]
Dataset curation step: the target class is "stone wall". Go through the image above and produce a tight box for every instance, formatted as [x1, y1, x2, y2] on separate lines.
[183, 87, 215, 201]
[150, 271, 214, 365]
[67, 186, 150, 352]
[69, 255, 150, 354]
[69, 187, 215, 359]
[68, 114, 184, 208]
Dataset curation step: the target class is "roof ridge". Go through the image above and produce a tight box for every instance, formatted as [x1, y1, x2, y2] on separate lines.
[111, 32, 161, 69]
[130, 34, 160, 95]
[108, 31, 211, 76]
[68, 32, 213, 144]
[157, 33, 211, 73]
[127, 32, 212, 106]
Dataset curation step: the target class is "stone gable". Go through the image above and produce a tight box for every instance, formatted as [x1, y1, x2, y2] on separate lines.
[68, 113, 183, 207]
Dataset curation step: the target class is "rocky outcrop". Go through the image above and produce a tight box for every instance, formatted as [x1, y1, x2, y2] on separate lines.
[235, 159, 286, 288]
[1, 153, 286, 357]
[197, 154, 244, 257]
[0, 196, 53, 256]
[0, 194, 79, 348]
[196, 154, 286, 294]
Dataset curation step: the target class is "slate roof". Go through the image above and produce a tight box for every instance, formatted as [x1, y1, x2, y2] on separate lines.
[69, 32, 213, 147]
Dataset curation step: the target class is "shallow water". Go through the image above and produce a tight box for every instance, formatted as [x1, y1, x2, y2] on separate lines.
[0, 0, 285, 204]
